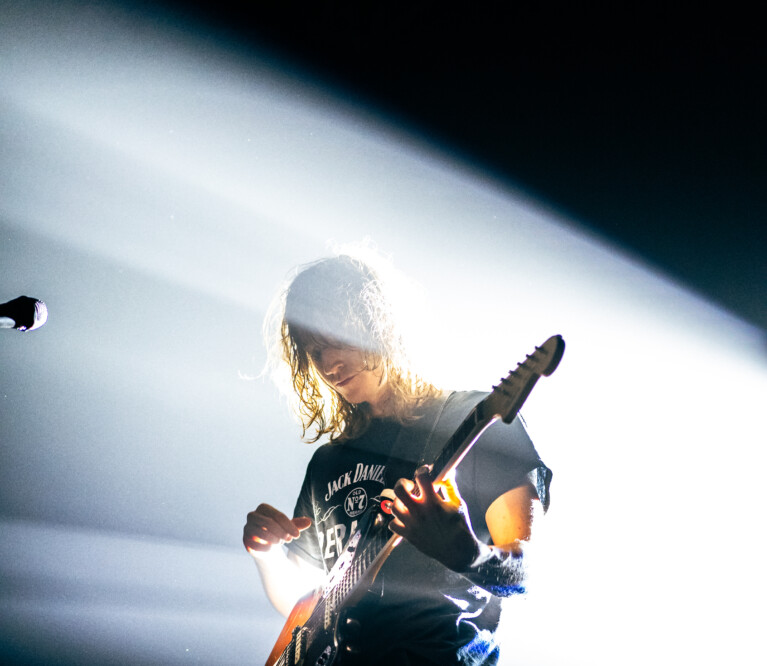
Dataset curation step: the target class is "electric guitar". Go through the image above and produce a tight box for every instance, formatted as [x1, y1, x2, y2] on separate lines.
[265, 334, 565, 666]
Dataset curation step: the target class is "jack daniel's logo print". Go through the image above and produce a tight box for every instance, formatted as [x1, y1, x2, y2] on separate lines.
[313, 492, 388, 563]
[344, 487, 367, 517]
[314, 460, 389, 563]
[324, 463, 387, 501]
[313, 502, 341, 524]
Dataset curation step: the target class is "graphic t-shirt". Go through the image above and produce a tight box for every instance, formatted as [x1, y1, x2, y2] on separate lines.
[287, 391, 552, 664]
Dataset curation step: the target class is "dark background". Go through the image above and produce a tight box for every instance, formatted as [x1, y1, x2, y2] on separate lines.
[148, 1, 765, 332]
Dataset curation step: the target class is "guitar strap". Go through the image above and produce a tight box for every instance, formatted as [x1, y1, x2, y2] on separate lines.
[386, 391, 453, 472]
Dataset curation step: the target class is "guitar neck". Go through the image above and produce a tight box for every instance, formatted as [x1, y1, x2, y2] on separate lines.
[331, 405, 501, 598]
[430, 357, 548, 483]
[429, 405, 498, 484]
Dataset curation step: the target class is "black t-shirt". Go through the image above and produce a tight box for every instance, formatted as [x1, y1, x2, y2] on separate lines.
[287, 391, 552, 664]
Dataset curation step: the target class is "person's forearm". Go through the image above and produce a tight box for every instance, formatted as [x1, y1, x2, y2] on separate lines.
[251, 548, 322, 617]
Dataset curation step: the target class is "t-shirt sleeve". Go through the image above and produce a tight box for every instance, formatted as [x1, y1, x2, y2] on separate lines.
[285, 452, 325, 568]
[455, 403, 552, 543]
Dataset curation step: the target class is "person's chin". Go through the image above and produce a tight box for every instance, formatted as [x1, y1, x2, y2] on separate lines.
[341, 391, 360, 404]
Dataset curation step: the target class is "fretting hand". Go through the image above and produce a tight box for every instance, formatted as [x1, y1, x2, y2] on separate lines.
[389, 466, 480, 572]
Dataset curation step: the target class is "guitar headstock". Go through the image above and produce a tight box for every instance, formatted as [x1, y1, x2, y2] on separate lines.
[483, 334, 565, 423]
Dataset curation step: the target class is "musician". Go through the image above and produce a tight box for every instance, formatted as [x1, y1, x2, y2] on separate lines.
[243, 253, 551, 664]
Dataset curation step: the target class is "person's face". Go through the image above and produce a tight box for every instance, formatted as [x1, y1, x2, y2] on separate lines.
[309, 342, 388, 411]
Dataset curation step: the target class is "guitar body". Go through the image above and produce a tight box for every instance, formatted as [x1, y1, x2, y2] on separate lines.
[266, 590, 320, 666]
[264, 335, 565, 666]
[265, 496, 399, 666]
[264, 584, 363, 666]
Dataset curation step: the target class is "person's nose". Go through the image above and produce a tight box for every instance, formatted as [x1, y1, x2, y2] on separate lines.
[320, 349, 344, 378]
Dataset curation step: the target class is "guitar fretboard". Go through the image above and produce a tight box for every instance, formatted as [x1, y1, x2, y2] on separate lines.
[429, 404, 490, 482]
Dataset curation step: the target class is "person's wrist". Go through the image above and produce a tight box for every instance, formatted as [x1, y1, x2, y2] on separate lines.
[446, 533, 485, 573]
[454, 540, 492, 573]
[453, 541, 527, 597]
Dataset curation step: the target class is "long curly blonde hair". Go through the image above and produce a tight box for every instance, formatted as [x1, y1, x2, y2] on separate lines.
[266, 254, 440, 442]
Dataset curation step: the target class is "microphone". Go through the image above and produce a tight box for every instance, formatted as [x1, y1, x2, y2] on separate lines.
[0, 296, 48, 331]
